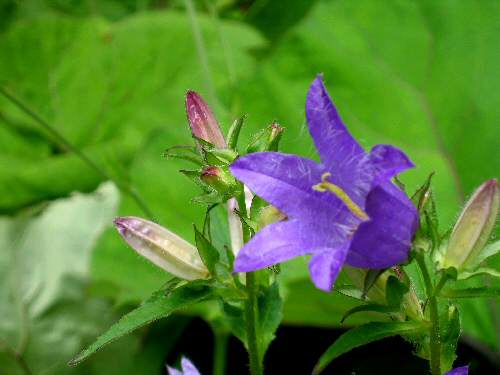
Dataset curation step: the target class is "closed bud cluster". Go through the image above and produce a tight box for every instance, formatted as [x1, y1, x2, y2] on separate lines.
[114, 216, 209, 280]
[442, 179, 499, 271]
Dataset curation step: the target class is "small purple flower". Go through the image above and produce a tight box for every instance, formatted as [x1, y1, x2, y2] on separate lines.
[167, 357, 201, 375]
[230, 75, 419, 291]
[445, 366, 469, 375]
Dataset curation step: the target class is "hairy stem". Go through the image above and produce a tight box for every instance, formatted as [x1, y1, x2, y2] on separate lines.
[245, 272, 262, 375]
[416, 253, 441, 375]
[237, 190, 262, 375]
[0, 87, 155, 220]
[213, 331, 229, 375]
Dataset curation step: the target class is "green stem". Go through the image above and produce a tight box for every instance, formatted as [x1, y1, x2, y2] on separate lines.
[237, 190, 263, 375]
[213, 331, 229, 375]
[245, 272, 262, 375]
[416, 253, 441, 375]
[0, 87, 155, 220]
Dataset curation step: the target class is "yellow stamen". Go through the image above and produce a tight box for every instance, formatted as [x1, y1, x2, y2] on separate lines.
[312, 173, 369, 221]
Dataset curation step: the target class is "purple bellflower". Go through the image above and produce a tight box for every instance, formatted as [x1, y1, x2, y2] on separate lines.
[167, 357, 201, 375]
[445, 366, 469, 375]
[230, 76, 419, 291]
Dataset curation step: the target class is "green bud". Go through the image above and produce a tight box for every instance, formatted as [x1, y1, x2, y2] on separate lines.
[246, 122, 284, 153]
[201, 166, 238, 196]
[256, 205, 287, 230]
[442, 179, 499, 271]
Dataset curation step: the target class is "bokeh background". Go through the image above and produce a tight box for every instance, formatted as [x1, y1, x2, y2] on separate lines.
[0, 0, 499, 374]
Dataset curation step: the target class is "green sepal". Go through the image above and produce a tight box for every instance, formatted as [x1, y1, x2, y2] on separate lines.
[193, 224, 220, 276]
[227, 115, 246, 150]
[163, 145, 203, 165]
[180, 169, 211, 192]
[246, 122, 284, 153]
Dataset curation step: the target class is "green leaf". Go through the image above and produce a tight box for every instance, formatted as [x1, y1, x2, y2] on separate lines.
[340, 304, 398, 324]
[362, 269, 385, 299]
[440, 305, 461, 373]
[193, 225, 220, 276]
[385, 275, 409, 307]
[458, 267, 500, 280]
[440, 287, 500, 299]
[69, 281, 212, 366]
[312, 321, 426, 374]
[258, 282, 283, 359]
[0, 183, 120, 374]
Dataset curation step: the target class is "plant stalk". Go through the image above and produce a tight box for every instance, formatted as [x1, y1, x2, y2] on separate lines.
[416, 253, 441, 375]
[213, 331, 229, 375]
[237, 190, 262, 375]
[245, 272, 262, 375]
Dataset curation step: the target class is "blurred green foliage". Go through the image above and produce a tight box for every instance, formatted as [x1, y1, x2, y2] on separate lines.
[0, 0, 498, 373]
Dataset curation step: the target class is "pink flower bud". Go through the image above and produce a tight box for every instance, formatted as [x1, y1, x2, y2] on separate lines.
[114, 216, 209, 280]
[443, 179, 499, 270]
[185, 91, 226, 148]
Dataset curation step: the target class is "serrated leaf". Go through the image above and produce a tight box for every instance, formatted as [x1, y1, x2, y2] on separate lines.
[69, 282, 212, 365]
[312, 321, 426, 374]
[439, 287, 500, 299]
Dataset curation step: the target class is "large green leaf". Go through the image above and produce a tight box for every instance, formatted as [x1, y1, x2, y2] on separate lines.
[0, 11, 264, 212]
[0, 183, 120, 374]
[69, 281, 213, 366]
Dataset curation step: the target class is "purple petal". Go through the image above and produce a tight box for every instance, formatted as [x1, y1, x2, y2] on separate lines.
[234, 219, 350, 273]
[368, 144, 415, 186]
[306, 76, 372, 207]
[306, 75, 365, 169]
[308, 244, 350, 291]
[230, 152, 350, 222]
[167, 366, 183, 375]
[346, 182, 419, 268]
[181, 357, 201, 375]
[444, 366, 469, 375]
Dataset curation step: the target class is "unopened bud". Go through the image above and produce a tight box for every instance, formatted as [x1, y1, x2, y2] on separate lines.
[443, 179, 499, 270]
[114, 216, 209, 280]
[256, 205, 287, 230]
[186, 91, 227, 148]
[201, 166, 237, 195]
[246, 122, 284, 153]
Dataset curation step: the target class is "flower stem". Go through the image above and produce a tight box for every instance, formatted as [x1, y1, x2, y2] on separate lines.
[416, 253, 441, 375]
[236, 191, 263, 375]
[245, 272, 262, 375]
[213, 331, 229, 375]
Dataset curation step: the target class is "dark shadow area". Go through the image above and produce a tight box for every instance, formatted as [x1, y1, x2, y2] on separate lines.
[167, 318, 498, 374]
